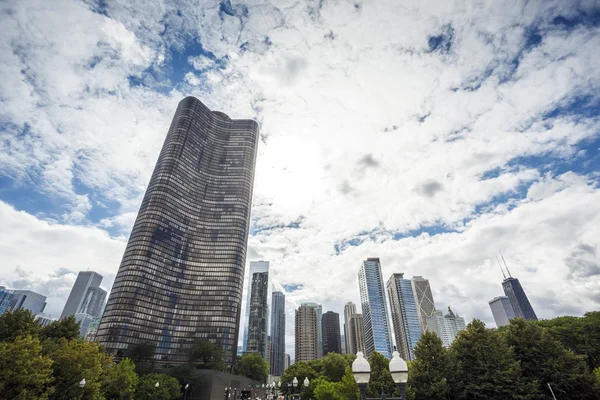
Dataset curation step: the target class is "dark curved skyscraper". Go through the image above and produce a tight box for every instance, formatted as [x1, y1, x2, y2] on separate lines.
[97, 97, 259, 367]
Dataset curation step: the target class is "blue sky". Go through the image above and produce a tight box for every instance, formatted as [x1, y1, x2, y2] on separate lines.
[1, 0, 600, 357]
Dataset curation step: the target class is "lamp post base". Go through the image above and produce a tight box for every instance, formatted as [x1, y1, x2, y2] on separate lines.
[358, 383, 367, 400]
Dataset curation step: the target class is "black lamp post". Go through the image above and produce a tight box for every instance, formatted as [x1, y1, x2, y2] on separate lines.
[352, 350, 409, 400]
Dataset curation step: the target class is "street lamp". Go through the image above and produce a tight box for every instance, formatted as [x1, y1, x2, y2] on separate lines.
[389, 351, 408, 400]
[155, 381, 160, 388]
[292, 377, 298, 399]
[183, 383, 189, 400]
[352, 352, 371, 400]
[79, 378, 86, 388]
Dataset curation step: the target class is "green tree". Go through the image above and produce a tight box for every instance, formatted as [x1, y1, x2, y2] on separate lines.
[188, 338, 224, 370]
[0, 309, 39, 342]
[313, 378, 341, 400]
[336, 367, 359, 400]
[101, 358, 138, 400]
[366, 351, 398, 398]
[0, 335, 54, 399]
[280, 361, 318, 395]
[235, 352, 269, 382]
[135, 373, 180, 400]
[40, 316, 80, 341]
[45, 338, 112, 400]
[322, 352, 349, 382]
[503, 318, 600, 400]
[449, 319, 536, 400]
[129, 342, 156, 375]
[408, 331, 449, 400]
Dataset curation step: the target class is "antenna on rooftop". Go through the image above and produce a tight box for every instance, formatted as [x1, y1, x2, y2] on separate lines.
[500, 251, 512, 277]
[496, 255, 507, 280]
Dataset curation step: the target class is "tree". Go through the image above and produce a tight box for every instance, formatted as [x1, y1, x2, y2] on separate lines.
[448, 319, 536, 400]
[322, 352, 349, 382]
[135, 373, 180, 400]
[235, 352, 269, 382]
[0, 309, 39, 342]
[45, 338, 113, 400]
[0, 335, 54, 399]
[408, 331, 449, 400]
[129, 342, 156, 375]
[503, 318, 600, 400]
[40, 316, 80, 341]
[336, 367, 359, 400]
[101, 358, 138, 400]
[188, 338, 224, 370]
[313, 378, 341, 400]
[280, 361, 318, 395]
[366, 352, 398, 398]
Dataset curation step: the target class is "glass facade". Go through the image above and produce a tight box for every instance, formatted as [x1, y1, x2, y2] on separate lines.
[61, 271, 103, 319]
[387, 273, 421, 361]
[502, 277, 537, 321]
[269, 291, 285, 376]
[242, 261, 270, 353]
[489, 296, 516, 327]
[358, 258, 393, 359]
[411, 276, 436, 332]
[322, 311, 341, 355]
[246, 271, 269, 358]
[96, 96, 259, 367]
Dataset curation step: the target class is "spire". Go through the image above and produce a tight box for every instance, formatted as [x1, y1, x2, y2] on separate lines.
[496, 255, 507, 280]
[447, 306, 455, 316]
[500, 251, 513, 277]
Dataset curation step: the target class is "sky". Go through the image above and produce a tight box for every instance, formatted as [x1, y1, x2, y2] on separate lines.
[1, 0, 600, 359]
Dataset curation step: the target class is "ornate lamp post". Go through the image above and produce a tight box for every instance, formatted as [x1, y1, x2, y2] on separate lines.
[292, 377, 298, 399]
[389, 351, 408, 400]
[353, 350, 409, 400]
[352, 352, 371, 400]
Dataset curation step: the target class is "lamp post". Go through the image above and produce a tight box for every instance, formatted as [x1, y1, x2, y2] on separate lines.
[292, 377, 298, 400]
[155, 381, 160, 388]
[183, 383, 189, 400]
[352, 351, 408, 400]
[303, 377, 309, 397]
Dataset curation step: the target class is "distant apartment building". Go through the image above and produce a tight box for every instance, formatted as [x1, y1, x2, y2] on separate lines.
[243, 261, 270, 355]
[322, 311, 342, 355]
[348, 314, 366, 354]
[489, 296, 516, 327]
[358, 258, 393, 359]
[6, 290, 47, 315]
[387, 273, 422, 361]
[343, 302, 357, 354]
[270, 291, 285, 376]
[411, 276, 436, 332]
[295, 304, 318, 362]
[35, 313, 58, 327]
[425, 307, 466, 347]
[301, 302, 323, 357]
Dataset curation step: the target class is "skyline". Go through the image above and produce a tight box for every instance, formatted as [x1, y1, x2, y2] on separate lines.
[1, 0, 600, 362]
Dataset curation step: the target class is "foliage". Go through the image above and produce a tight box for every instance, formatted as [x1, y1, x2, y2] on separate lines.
[448, 319, 536, 400]
[0, 309, 40, 342]
[135, 373, 181, 400]
[536, 312, 600, 373]
[0, 335, 54, 399]
[336, 367, 360, 400]
[280, 361, 318, 395]
[129, 342, 156, 374]
[188, 338, 224, 370]
[594, 366, 600, 384]
[40, 316, 80, 341]
[235, 352, 270, 382]
[101, 358, 138, 400]
[366, 351, 398, 398]
[322, 352, 350, 382]
[502, 318, 600, 400]
[45, 338, 113, 400]
[408, 331, 449, 400]
[313, 378, 340, 400]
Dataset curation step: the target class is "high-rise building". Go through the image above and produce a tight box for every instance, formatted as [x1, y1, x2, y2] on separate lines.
[502, 277, 537, 321]
[322, 311, 341, 355]
[84, 317, 101, 342]
[411, 276, 436, 332]
[78, 286, 107, 317]
[489, 296, 516, 327]
[9, 290, 47, 315]
[340, 335, 346, 354]
[0, 287, 14, 315]
[61, 271, 103, 319]
[284, 353, 291, 371]
[243, 261, 270, 353]
[425, 307, 466, 347]
[295, 304, 318, 362]
[387, 273, 422, 361]
[343, 302, 357, 354]
[270, 291, 285, 376]
[358, 258, 393, 359]
[96, 97, 259, 367]
[35, 313, 58, 327]
[246, 265, 270, 359]
[301, 302, 323, 357]
[348, 314, 366, 355]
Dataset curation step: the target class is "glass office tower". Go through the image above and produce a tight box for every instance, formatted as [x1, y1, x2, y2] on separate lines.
[269, 291, 285, 376]
[96, 97, 259, 367]
[358, 258, 393, 359]
[387, 273, 421, 361]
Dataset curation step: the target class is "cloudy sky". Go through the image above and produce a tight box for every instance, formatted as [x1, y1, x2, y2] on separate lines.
[1, 0, 600, 358]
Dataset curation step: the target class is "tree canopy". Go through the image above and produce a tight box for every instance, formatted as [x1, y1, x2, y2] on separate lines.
[408, 331, 449, 400]
[188, 338, 224, 370]
[40, 316, 80, 341]
[235, 352, 270, 382]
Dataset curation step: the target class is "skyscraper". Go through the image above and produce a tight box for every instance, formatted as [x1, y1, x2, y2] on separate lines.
[489, 296, 516, 327]
[284, 353, 291, 371]
[425, 307, 465, 347]
[9, 290, 47, 315]
[387, 273, 421, 361]
[61, 271, 103, 319]
[322, 311, 341, 355]
[343, 302, 357, 354]
[340, 335, 346, 354]
[34, 313, 58, 327]
[270, 291, 285, 376]
[502, 277, 537, 321]
[411, 276, 436, 332]
[246, 266, 269, 359]
[0, 287, 14, 315]
[358, 258, 393, 359]
[348, 314, 366, 355]
[295, 304, 318, 362]
[96, 97, 259, 367]
[301, 302, 323, 358]
[243, 261, 270, 353]
[78, 286, 107, 317]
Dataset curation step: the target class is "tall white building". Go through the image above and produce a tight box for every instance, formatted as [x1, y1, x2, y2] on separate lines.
[489, 296, 516, 327]
[243, 261, 271, 354]
[411, 276, 436, 332]
[425, 307, 466, 347]
[61, 271, 104, 319]
[343, 302, 357, 354]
